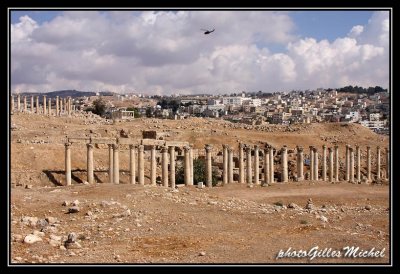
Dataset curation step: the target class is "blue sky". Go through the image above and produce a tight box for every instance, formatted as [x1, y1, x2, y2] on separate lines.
[10, 10, 389, 94]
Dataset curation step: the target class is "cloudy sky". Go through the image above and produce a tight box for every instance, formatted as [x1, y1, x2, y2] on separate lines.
[10, 10, 390, 95]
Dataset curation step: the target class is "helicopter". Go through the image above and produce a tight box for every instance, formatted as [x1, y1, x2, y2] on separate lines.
[201, 28, 215, 35]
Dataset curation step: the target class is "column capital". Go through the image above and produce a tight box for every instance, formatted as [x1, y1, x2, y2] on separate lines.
[263, 147, 269, 154]
[87, 143, 94, 149]
[222, 144, 229, 149]
[297, 146, 303, 152]
[245, 146, 252, 152]
[328, 147, 333, 152]
[43, 95, 47, 98]
[161, 146, 168, 153]
[184, 145, 190, 152]
[138, 145, 144, 151]
[113, 144, 119, 150]
[282, 146, 287, 152]
[313, 147, 318, 153]
[377, 146, 381, 149]
[254, 145, 259, 150]
[334, 145, 339, 149]
[239, 143, 245, 149]
[366, 145, 371, 149]
[205, 144, 212, 151]
[108, 144, 114, 148]
[309, 145, 314, 150]
[322, 145, 327, 149]
[349, 147, 353, 152]
[65, 142, 72, 148]
[129, 144, 135, 149]
[227, 147, 233, 152]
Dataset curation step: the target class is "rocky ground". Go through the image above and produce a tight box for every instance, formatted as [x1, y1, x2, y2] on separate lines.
[10, 112, 390, 264]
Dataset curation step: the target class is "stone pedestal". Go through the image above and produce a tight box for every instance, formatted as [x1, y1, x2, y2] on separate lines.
[108, 144, 114, 183]
[161, 146, 169, 187]
[246, 146, 252, 185]
[297, 146, 304, 181]
[150, 145, 157, 186]
[239, 143, 245, 184]
[253, 145, 259, 185]
[138, 145, 145, 185]
[113, 144, 119, 184]
[87, 143, 94, 184]
[281, 146, 288, 183]
[205, 145, 213, 187]
[65, 143, 72, 186]
[129, 145, 136, 184]
[169, 146, 176, 188]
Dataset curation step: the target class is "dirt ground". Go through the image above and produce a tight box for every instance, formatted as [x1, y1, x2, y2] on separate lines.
[9, 112, 390, 264]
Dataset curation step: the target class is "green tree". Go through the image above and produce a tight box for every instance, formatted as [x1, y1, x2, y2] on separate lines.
[91, 97, 107, 116]
[175, 158, 218, 186]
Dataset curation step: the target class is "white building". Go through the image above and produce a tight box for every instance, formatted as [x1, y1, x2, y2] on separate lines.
[222, 97, 244, 106]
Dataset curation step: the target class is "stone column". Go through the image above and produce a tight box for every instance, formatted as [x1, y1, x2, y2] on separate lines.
[113, 144, 119, 184]
[328, 147, 334, 182]
[322, 145, 327, 181]
[356, 145, 361, 183]
[17, 94, 21, 112]
[205, 145, 212, 187]
[108, 144, 114, 184]
[169, 146, 176, 188]
[60, 98, 63, 114]
[309, 146, 314, 180]
[376, 146, 381, 180]
[184, 146, 191, 186]
[345, 145, 350, 181]
[68, 97, 72, 116]
[366, 146, 371, 182]
[281, 146, 288, 183]
[386, 147, 389, 180]
[65, 142, 72, 186]
[43, 95, 47, 115]
[297, 146, 304, 181]
[238, 143, 245, 184]
[222, 145, 228, 185]
[23, 96, 27, 112]
[313, 147, 319, 181]
[189, 146, 194, 185]
[56, 96, 59, 116]
[87, 143, 94, 184]
[264, 147, 270, 185]
[228, 147, 234, 183]
[150, 145, 157, 186]
[129, 145, 136, 184]
[36, 96, 39, 114]
[253, 145, 259, 185]
[48, 98, 51, 116]
[349, 147, 354, 183]
[269, 147, 274, 183]
[11, 95, 14, 112]
[161, 146, 169, 187]
[246, 146, 252, 185]
[63, 98, 67, 112]
[334, 145, 339, 182]
[138, 145, 145, 185]
[31, 96, 34, 113]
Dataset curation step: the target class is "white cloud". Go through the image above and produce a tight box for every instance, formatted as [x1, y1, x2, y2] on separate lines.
[10, 10, 389, 94]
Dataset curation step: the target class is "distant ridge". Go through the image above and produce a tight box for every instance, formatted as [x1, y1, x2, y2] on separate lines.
[16, 90, 115, 98]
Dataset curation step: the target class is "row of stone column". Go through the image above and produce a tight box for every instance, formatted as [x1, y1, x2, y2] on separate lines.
[65, 143, 197, 188]
[222, 143, 389, 185]
[11, 95, 74, 116]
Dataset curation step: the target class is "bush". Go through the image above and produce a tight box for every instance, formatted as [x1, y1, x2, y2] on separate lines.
[91, 97, 107, 116]
[175, 158, 218, 186]
[273, 201, 284, 207]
